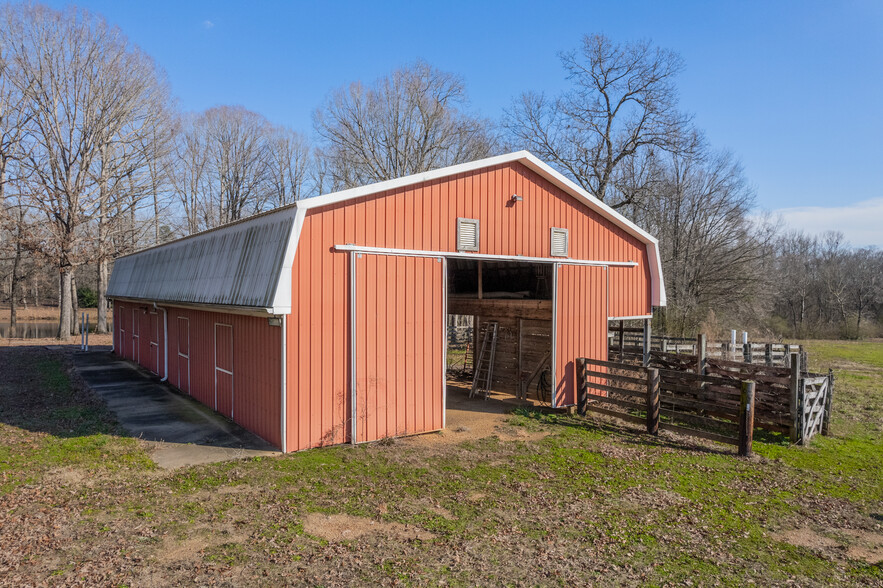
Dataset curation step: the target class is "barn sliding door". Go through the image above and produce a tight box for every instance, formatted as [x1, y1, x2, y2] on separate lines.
[553, 264, 607, 408]
[352, 254, 445, 443]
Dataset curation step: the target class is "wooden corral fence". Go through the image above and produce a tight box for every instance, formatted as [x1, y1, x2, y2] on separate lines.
[576, 358, 757, 456]
[577, 350, 834, 451]
[608, 325, 806, 369]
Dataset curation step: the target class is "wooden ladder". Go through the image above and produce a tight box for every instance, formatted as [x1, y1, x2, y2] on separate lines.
[470, 321, 498, 400]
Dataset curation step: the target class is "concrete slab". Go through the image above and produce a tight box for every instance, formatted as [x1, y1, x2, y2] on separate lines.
[71, 349, 280, 468]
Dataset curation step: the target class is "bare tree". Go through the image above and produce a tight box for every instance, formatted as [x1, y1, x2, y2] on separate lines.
[632, 135, 772, 335]
[2, 3, 172, 339]
[170, 112, 209, 234]
[505, 34, 691, 208]
[0, 22, 32, 335]
[171, 106, 276, 232]
[314, 60, 498, 188]
[267, 125, 311, 207]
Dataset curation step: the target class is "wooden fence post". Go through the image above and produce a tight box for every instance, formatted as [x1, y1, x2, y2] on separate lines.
[661, 338, 668, 354]
[577, 358, 588, 416]
[738, 380, 756, 457]
[821, 369, 834, 436]
[642, 319, 651, 367]
[618, 321, 625, 360]
[789, 353, 801, 444]
[697, 333, 707, 375]
[646, 368, 659, 435]
[765, 343, 772, 366]
[799, 345, 807, 374]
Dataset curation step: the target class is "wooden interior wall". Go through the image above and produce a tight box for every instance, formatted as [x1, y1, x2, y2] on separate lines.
[474, 316, 551, 396]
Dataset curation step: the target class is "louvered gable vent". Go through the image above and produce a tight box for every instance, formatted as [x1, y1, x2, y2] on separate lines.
[457, 218, 480, 252]
[550, 227, 569, 257]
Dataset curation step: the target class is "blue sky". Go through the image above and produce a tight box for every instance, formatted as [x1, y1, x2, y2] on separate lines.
[45, 0, 883, 246]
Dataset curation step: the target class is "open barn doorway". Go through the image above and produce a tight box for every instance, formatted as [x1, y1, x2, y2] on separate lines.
[446, 259, 554, 407]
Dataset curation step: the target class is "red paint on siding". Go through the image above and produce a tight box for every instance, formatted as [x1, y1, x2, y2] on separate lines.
[286, 161, 647, 451]
[555, 265, 608, 407]
[352, 254, 444, 443]
[115, 306, 282, 449]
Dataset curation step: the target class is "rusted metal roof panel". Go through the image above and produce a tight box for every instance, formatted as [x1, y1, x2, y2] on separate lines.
[108, 207, 298, 310]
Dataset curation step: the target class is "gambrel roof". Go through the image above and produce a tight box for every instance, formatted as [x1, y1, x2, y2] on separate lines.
[108, 151, 666, 313]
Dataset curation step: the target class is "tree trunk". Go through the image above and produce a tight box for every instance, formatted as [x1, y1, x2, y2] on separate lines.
[98, 258, 108, 334]
[9, 236, 21, 338]
[97, 194, 109, 333]
[57, 269, 72, 341]
[70, 273, 79, 336]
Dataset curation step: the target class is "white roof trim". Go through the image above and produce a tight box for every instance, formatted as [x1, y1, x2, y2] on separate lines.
[297, 150, 666, 306]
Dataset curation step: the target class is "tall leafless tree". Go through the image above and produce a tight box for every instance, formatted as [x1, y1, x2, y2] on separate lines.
[2, 3, 172, 339]
[267, 125, 311, 207]
[0, 22, 32, 336]
[630, 134, 774, 335]
[314, 60, 498, 188]
[505, 34, 692, 208]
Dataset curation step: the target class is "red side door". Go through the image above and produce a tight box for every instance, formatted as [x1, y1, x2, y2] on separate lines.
[177, 317, 190, 394]
[149, 312, 159, 375]
[131, 308, 140, 364]
[215, 323, 233, 418]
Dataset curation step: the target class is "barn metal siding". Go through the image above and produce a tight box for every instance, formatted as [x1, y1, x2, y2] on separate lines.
[113, 305, 282, 449]
[353, 254, 445, 443]
[107, 207, 297, 310]
[554, 265, 607, 407]
[286, 161, 646, 450]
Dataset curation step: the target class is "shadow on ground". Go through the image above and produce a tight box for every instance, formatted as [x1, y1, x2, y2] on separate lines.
[0, 345, 279, 468]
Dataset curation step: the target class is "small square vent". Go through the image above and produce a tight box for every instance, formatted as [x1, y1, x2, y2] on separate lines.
[550, 227, 569, 257]
[457, 218, 480, 252]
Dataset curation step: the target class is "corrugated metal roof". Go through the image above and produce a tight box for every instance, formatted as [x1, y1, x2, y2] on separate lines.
[107, 207, 298, 310]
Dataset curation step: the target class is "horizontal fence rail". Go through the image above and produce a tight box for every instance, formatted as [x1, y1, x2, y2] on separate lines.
[608, 328, 806, 369]
[578, 345, 834, 450]
[576, 357, 756, 456]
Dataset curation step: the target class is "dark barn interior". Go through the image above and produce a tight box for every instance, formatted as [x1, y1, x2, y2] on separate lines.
[447, 260, 553, 401]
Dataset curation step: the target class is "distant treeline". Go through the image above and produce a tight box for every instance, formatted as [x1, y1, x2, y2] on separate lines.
[0, 4, 879, 339]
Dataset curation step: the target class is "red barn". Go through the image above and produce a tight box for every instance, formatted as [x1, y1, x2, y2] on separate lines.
[108, 151, 665, 452]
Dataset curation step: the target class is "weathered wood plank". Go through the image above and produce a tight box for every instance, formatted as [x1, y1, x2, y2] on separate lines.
[659, 408, 739, 432]
[583, 403, 646, 425]
[582, 357, 647, 372]
[448, 298, 553, 320]
[583, 368, 646, 387]
[583, 381, 644, 398]
[659, 422, 739, 445]
[589, 395, 646, 412]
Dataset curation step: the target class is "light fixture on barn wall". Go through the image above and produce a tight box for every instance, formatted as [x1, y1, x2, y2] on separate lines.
[510, 194, 523, 202]
[268, 316, 282, 327]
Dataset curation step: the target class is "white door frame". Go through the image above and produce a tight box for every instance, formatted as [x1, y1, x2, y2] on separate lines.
[177, 316, 190, 394]
[214, 322, 234, 417]
[149, 310, 159, 375]
[131, 308, 140, 364]
[348, 252, 447, 444]
[118, 304, 126, 358]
